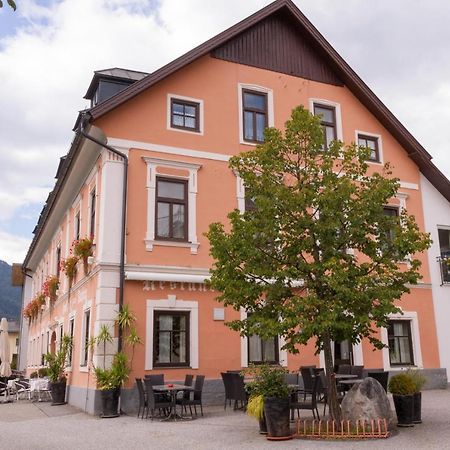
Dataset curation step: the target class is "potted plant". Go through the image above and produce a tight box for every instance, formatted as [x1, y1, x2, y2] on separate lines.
[246, 392, 267, 434]
[44, 334, 72, 405]
[61, 256, 78, 290]
[245, 364, 291, 440]
[92, 306, 142, 418]
[388, 372, 416, 427]
[43, 276, 59, 304]
[407, 369, 426, 424]
[73, 237, 94, 275]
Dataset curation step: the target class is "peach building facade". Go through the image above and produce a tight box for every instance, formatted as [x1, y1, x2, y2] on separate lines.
[20, 0, 448, 413]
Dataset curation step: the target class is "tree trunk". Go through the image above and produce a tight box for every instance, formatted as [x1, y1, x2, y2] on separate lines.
[323, 331, 342, 423]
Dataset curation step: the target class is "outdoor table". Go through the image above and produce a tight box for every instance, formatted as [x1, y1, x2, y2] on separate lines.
[338, 378, 363, 387]
[152, 384, 194, 421]
[334, 374, 358, 380]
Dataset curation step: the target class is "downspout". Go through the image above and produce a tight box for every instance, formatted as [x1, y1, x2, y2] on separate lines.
[78, 114, 127, 352]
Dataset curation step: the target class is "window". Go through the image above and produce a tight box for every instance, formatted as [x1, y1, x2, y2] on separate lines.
[314, 103, 336, 149]
[242, 89, 267, 143]
[89, 188, 96, 238]
[75, 212, 80, 241]
[248, 335, 279, 364]
[68, 317, 75, 366]
[153, 311, 190, 367]
[81, 310, 90, 367]
[383, 206, 399, 242]
[56, 245, 61, 278]
[170, 98, 200, 132]
[388, 320, 414, 365]
[358, 134, 380, 162]
[59, 324, 63, 350]
[156, 178, 188, 241]
[438, 228, 450, 284]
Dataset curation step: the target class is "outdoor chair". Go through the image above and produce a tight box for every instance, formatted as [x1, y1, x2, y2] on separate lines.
[230, 373, 248, 410]
[299, 367, 315, 400]
[143, 379, 172, 420]
[14, 379, 31, 401]
[183, 375, 205, 417]
[368, 371, 389, 392]
[144, 374, 169, 402]
[177, 374, 194, 412]
[350, 365, 364, 379]
[290, 372, 320, 420]
[135, 378, 148, 419]
[221, 372, 234, 410]
[284, 372, 299, 385]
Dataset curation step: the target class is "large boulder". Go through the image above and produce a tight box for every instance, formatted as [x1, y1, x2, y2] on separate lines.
[341, 377, 393, 428]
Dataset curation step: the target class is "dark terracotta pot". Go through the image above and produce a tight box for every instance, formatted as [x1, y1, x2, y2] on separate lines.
[393, 394, 414, 427]
[50, 381, 66, 405]
[100, 388, 120, 418]
[413, 392, 422, 424]
[264, 397, 292, 440]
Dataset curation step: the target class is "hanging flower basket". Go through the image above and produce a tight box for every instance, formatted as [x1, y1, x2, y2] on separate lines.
[43, 276, 59, 303]
[23, 303, 33, 325]
[73, 237, 94, 275]
[61, 256, 79, 289]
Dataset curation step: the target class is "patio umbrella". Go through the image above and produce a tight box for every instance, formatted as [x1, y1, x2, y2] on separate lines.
[0, 318, 12, 377]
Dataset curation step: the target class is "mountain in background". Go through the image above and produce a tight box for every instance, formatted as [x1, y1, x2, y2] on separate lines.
[0, 260, 22, 320]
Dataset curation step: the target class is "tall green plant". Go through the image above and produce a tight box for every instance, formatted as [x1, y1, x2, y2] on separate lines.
[207, 106, 431, 422]
[44, 334, 73, 383]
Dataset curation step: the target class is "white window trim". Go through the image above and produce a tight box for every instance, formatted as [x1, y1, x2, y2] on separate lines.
[238, 83, 274, 146]
[355, 130, 384, 165]
[87, 184, 97, 240]
[309, 98, 343, 142]
[79, 306, 91, 372]
[145, 295, 198, 370]
[319, 341, 364, 368]
[167, 93, 204, 135]
[143, 156, 201, 254]
[66, 313, 76, 372]
[240, 309, 288, 367]
[236, 174, 245, 213]
[381, 310, 423, 370]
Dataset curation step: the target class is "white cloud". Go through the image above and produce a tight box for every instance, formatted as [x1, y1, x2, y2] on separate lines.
[0, 230, 31, 264]
[1, 0, 450, 262]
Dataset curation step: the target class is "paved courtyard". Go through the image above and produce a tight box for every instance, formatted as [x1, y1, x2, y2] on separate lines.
[1, 389, 450, 449]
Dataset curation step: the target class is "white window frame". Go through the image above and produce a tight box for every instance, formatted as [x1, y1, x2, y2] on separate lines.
[79, 305, 91, 372]
[66, 314, 76, 371]
[145, 295, 198, 370]
[167, 94, 204, 135]
[143, 156, 201, 254]
[240, 308, 287, 368]
[381, 310, 423, 370]
[309, 98, 343, 142]
[88, 185, 97, 240]
[238, 83, 274, 146]
[355, 130, 383, 165]
[319, 341, 364, 368]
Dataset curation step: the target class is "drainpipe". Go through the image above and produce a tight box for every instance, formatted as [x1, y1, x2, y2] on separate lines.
[78, 114, 127, 352]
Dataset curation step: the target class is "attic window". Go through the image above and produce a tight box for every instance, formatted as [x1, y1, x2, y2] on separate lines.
[92, 80, 131, 106]
[170, 99, 200, 132]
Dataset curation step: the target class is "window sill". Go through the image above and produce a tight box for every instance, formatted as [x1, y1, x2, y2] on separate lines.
[79, 366, 89, 373]
[145, 239, 199, 254]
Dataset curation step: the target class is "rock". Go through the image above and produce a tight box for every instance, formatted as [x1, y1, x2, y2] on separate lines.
[341, 377, 393, 428]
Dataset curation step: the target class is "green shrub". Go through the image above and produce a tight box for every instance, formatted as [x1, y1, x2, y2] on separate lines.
[388, 372, 416, 395]
[406, 369, 426, 393]
[247, 394, 264, 421]
[244, 364, 290, 399]
[38, 367, 49, 378]
[30, 371, 38, 378]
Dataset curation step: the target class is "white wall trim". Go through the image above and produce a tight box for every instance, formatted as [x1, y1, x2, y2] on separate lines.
[236, 175, 245, 213]
[167, 93, 204, 135]
[309, 98, 343, 141]
[354, 129, 384, 165]
[107, 137, 230, 162]
[399, 181, 419, 191]
[238, 83, 274, 146]
[143, 156, 201, 254]
[381, 310, 423, 371]
[145, 295, 199, 370]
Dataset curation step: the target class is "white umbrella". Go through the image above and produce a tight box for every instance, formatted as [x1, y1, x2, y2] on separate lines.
[0, 318, 12, 377]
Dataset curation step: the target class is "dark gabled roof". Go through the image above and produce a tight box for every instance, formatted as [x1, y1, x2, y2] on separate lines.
[84, 67, 149, 100]
[87, 0, 450, 202]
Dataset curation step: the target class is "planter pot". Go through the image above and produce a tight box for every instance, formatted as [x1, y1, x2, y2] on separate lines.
[50, 381, 66, 405]
[259, 414, 268, 435]
[393, 394, 414, 427]
[100, 388, 120, 418]
[264, 397, 292, 440]
[413, 392, 422, 424]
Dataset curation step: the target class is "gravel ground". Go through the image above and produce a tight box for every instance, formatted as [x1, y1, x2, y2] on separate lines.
[1, 389, 449, 449]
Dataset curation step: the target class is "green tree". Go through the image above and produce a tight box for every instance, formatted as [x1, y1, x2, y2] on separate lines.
[0, 1, 16, 11]
[206, 106, 431, 422]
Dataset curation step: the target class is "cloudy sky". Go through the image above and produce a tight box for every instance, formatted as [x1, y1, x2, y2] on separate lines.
[0, 0, 449, 264]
